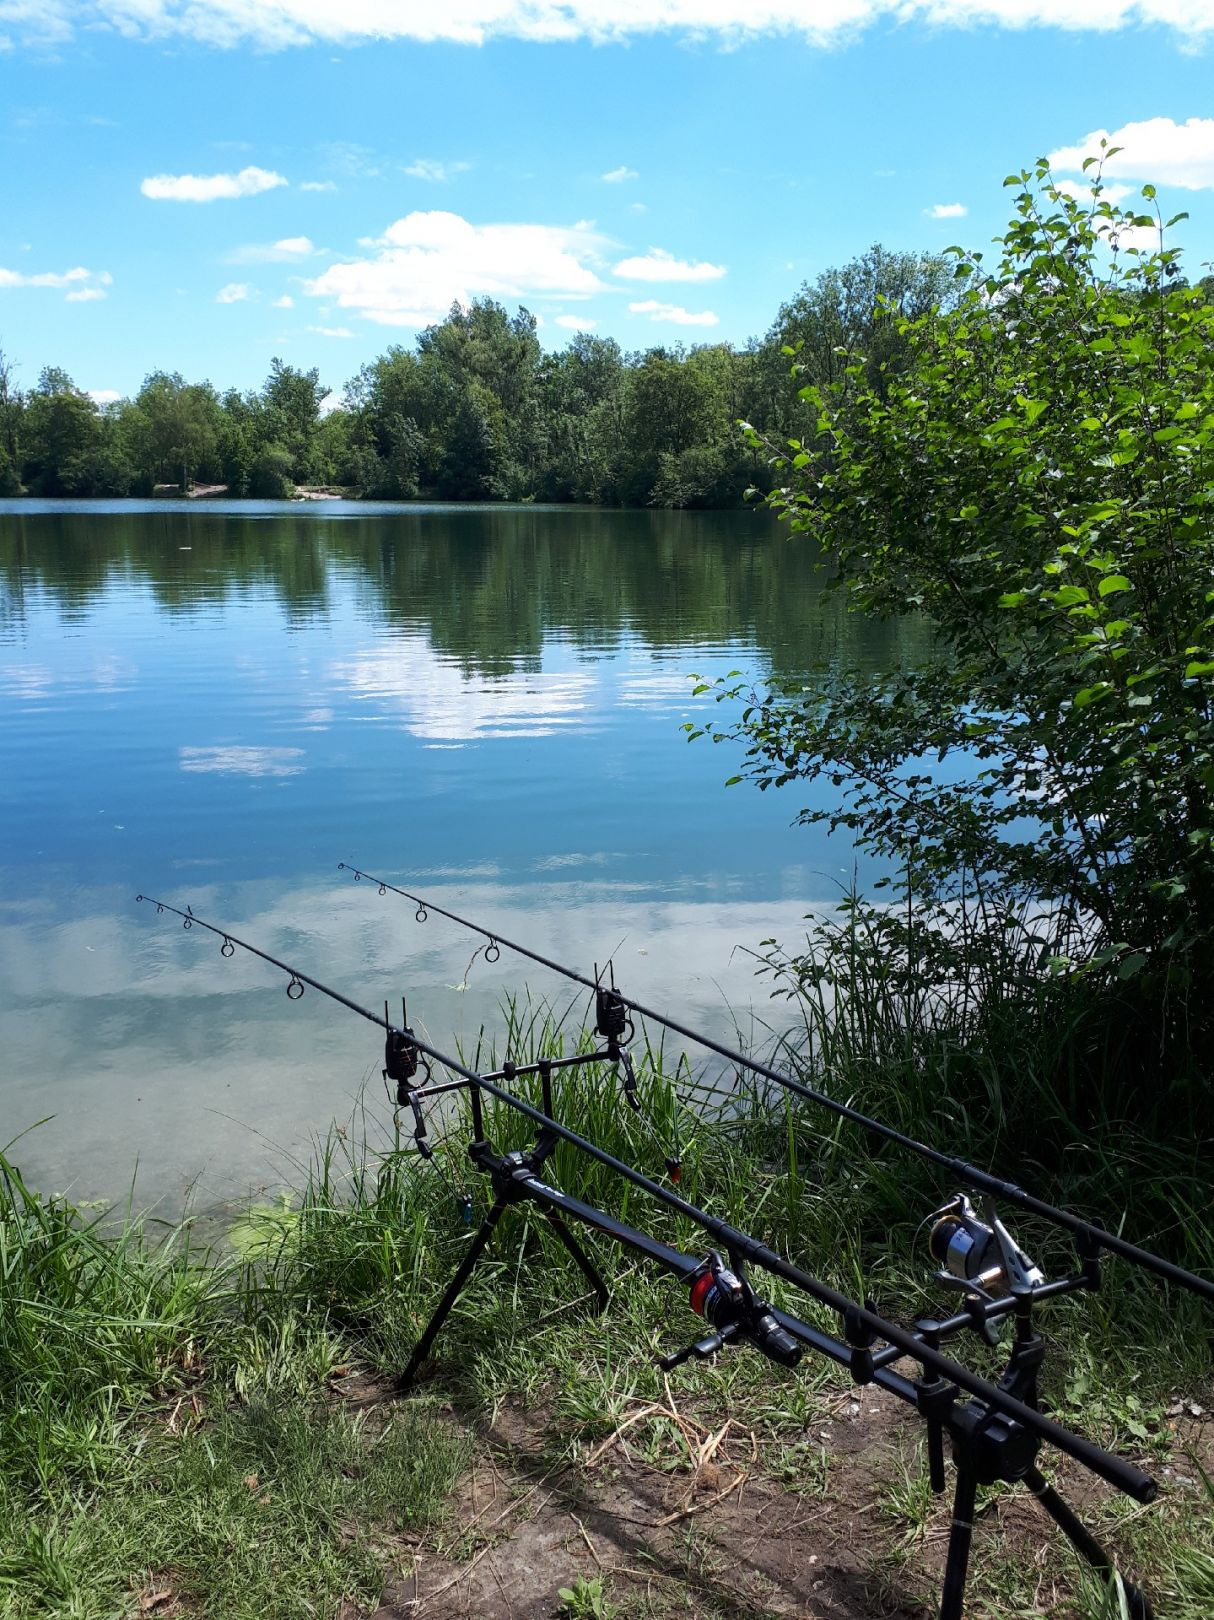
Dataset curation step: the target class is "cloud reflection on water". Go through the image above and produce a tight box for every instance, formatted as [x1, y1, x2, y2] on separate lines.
[2, 876, 831, 1211]
[329, 638, 597, 740]
[179, 745, 305, 776]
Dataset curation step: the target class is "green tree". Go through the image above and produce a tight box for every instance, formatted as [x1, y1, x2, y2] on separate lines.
[130, 372, 221, 490]
[437, 380, 505, 499]
[767, 243, 957, 390]
[542, 333, 627, 501]
[259, 359, 327, 484]
[22, 368, 100, 495]
[615, 346, 721, 505]
[0, 348, 22, 495]
[416, 300, 544, 498]
[717, 159, 1214, 1078]
[217, 388, 257, 496]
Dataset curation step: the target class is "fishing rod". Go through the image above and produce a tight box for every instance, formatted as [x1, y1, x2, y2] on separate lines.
[336, 861, 1214, 1306]
[136, 895, 1147, 1483]
[137, 890, 1166, 1618]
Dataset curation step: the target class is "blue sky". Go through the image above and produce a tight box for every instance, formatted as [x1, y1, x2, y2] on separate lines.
[2, 3, 1213, 403]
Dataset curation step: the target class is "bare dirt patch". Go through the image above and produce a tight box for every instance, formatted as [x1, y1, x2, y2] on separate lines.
[338, 1373, 1211, 1620]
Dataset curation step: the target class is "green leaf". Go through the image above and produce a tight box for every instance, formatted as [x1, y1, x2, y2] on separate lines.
[724, 775, 743, 786]
[1118, 953, 1148, 980]
[1098, 575, 1132, 597]
[1184, 661, 1214, 679]
[1073, 684, 1110, 708]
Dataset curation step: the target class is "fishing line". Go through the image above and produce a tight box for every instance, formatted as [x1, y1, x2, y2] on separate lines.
[335, 862, 1214, 1304]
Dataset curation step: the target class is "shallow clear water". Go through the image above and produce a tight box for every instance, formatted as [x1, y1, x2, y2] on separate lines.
[0, 500, 910, 1214]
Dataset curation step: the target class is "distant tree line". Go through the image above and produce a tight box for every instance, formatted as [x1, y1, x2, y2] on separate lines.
[0, 246, 958, 509]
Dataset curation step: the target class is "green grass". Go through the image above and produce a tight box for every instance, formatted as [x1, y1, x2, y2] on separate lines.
[0, 1395, 471, 1620]
[1, 969, 1210, 1619]
[0, 1148, 470, 1620]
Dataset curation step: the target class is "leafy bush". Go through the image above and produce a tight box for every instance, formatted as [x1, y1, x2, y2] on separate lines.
[248, 444, 295, 499]
[713, 153, 1214, 1094]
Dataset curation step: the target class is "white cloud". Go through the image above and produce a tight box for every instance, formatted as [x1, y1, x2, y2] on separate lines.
[404, 158, 469, 182]
[304, 209, 606, 328]
[88, 388, 121, 405]
[216, 281, 255, 302]
[141, 165, 287, 202]
[555, 313, 595, 329]
[925, 202, 967, 218]
[0, 264, 111, 300]
[273, 293, 295, 308]
[629, 298, 719, 327]
[1047, 179, 1165, 251]
[1049, 117, 1214, 190]
[307, 324, 354, 337]
[602, 165, 638, 183]
[9, 2, 1214, 50]
[1054, 178, 1135, 205]
[231, 235, 318, 262]
[300, 179, 337, 192]
[614, 247, 726, 282]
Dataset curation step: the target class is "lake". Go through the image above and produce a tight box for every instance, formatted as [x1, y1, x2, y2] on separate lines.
[0, 500, 911, 1215]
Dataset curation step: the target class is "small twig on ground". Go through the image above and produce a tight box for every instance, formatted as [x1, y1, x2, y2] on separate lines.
[570, 1512, 603, 1569]
[583, 1403, 666, 1468]
[656, 1466, 750, 1528]
[412, 1540, 497, 1607]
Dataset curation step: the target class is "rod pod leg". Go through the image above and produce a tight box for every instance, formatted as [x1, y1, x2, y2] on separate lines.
[1024, 1468, 1154, 1620]
[938, 1465, 979, 1620]
[397, 1194, 510, 1392]
[544, 1211, 610, 1312]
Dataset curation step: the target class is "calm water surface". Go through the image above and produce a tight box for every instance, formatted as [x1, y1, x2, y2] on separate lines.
[0, 501, 911, 1212]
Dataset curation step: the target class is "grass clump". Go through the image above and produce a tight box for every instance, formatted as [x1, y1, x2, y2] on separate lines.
[0, 1150, 470, 1620]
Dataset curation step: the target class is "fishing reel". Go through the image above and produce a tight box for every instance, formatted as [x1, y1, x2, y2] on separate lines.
[659, 1250, 801, 1372]
[927, 1194, 1044, 1303]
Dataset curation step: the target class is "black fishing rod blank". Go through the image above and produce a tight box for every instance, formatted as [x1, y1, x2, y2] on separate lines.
[136, 891, 1162, 1619]
[336, 861, 1214, 1306]
[135, 894, 1150, 1487]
